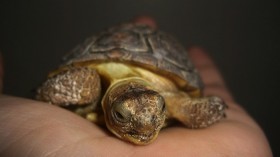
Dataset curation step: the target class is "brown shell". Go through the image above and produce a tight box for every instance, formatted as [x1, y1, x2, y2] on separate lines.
[62, 23, 203, 94]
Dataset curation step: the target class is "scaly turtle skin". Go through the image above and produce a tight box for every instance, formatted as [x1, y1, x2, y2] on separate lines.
[36, 23, 227, 145]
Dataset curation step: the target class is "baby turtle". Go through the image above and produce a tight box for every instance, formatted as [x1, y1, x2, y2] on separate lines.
[36, 23, 227, 145]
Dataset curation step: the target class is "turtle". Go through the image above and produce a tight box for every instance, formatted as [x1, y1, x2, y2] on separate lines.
[36, 23, 227, 145]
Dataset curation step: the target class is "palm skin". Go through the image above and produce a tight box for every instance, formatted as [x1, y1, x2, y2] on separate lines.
[0, 18, 272, 157]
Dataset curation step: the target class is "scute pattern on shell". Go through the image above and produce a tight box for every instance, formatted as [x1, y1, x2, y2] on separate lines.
[62, 23, 203, 90]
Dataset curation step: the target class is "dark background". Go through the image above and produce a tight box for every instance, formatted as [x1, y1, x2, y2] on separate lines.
[0, 0, 279, 155]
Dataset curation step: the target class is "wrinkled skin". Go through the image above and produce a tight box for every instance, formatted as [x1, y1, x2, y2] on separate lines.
[0, 17, 272, 157]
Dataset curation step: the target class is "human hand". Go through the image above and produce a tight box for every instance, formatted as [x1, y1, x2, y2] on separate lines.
[0, 17, 272, 157]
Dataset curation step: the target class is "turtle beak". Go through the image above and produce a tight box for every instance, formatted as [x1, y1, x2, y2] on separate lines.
[125, 129, 160, 145]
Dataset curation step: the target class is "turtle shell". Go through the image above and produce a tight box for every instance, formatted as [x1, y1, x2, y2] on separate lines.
[62, 23, 203, 96]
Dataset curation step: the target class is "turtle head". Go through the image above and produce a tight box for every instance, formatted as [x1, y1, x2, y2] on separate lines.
[102, 78, 166, 145]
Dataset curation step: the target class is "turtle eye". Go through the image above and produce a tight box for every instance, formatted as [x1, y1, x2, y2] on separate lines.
[161, 103, 166, 113]
[114, 111, 126, 122]
[112, 103, 131, 123]
[156, 94, 166, 113]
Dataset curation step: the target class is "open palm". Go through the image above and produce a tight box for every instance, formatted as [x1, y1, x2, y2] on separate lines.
[0, 18, 272, 157]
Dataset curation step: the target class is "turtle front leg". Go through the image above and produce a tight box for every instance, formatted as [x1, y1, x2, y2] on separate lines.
[163, 92, 227, 128]
[36, 66, 101, 122]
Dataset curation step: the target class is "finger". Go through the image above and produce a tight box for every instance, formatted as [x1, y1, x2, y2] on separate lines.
[188, 47, 234, 102]
[132, 15, 157, 28]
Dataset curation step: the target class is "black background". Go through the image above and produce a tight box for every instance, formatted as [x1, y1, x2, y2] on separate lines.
[1, 0, 279, 155]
